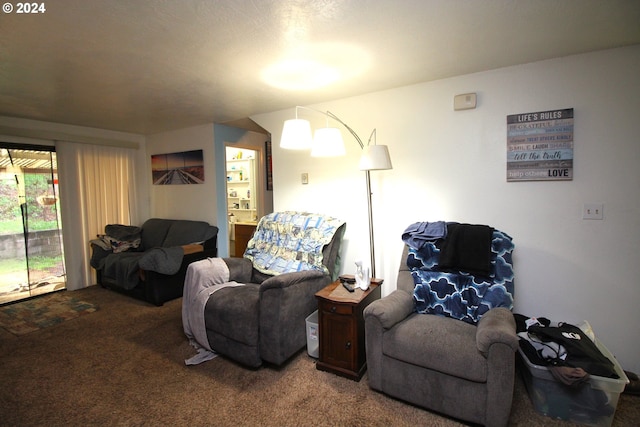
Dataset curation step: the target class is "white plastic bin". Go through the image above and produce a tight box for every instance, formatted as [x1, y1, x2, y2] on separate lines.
[305, 310, 319, 358]
[518, 338, 629, 427]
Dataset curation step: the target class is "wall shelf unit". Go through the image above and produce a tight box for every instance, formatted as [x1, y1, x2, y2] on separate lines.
[226, 156, 257, 223]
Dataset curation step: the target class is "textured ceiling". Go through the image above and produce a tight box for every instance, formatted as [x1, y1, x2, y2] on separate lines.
[1, 0, 639, 135]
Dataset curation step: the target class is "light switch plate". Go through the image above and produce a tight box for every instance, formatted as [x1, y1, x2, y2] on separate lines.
[583, 203, 603, 220]
[301, 173, 309, 185]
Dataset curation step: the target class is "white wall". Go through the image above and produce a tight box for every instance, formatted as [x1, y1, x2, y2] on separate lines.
[252, 46, 640, 373]
[146, 124, 218, 226]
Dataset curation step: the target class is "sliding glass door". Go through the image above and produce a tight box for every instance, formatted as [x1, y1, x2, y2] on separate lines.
[0, 144, 66, 304]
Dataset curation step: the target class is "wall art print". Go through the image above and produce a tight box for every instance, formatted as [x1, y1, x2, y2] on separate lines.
[151, 149, 204, 185]
[507, 108, 574, 182]
[265, 140, 273, 191]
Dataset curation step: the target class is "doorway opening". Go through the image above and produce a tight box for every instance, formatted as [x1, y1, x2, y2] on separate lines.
[225, 146, 260, 257]
[0, 144, 66, 305]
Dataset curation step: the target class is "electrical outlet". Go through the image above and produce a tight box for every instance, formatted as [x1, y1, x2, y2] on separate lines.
[583, 203, 603, 220]
[301, 173, 309, 185]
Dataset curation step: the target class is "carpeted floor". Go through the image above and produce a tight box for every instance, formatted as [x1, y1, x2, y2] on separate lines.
[0, 285, 637, 426]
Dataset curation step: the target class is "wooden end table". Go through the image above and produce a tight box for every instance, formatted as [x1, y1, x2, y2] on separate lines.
[315, 278, 382, 381]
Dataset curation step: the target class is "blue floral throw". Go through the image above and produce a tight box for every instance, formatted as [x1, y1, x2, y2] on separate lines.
[244, 211, 345, 276]
[410, 228, 515, 324]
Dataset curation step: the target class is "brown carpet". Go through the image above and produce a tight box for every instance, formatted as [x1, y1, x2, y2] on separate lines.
[0, 286, 637, 426]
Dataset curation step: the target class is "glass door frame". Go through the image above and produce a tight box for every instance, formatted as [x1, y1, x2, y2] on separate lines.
[0, 143, 66, 304]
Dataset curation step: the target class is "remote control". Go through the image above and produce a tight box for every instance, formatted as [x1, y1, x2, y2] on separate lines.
[342, 281, 355, 292]
[338, 274, 356, 284]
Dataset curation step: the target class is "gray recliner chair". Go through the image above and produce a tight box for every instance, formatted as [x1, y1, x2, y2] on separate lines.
[364, 225, 518, 427]
[203, 212, 346, 368]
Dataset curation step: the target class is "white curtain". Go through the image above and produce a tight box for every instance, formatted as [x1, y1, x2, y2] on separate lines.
[56, 141, 139, 290]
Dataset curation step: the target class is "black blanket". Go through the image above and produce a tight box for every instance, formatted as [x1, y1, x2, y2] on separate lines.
[439, 223, 494, 277]
[527, 323, 619, 378]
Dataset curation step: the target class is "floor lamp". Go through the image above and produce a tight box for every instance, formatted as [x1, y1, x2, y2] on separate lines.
[280, 106, 392, 278]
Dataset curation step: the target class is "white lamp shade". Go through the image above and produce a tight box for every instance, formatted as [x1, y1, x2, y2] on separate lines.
[359, 144, 393, 170]
[311, 127, 346, 157]
[280, 119, 313, 150]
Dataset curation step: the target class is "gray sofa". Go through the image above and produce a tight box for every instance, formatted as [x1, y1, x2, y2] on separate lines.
[201, 212, 346, 368]
[364, 226, 518, 427]
[91, 218, 218, 306]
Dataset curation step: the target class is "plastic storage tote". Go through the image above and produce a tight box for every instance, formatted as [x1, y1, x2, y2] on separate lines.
[518, 338, 629, 427]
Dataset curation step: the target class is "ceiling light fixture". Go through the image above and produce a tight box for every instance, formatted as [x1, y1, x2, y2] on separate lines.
[261, 59, 341, 91]
[261, 42, 371, 91]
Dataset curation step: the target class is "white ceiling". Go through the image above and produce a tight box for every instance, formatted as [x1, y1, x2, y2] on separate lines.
[1, 0, 639, 136]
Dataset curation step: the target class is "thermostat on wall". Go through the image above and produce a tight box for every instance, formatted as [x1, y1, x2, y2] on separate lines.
[454, 93, 477, 111]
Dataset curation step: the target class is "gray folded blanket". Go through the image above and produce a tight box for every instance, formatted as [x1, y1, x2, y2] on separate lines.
[105, 224, 142, 241]
[139, 246, 185, 275]
[102, 252, 144, 290]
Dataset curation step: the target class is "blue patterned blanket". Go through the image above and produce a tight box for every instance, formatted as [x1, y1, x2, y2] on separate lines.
[409, 225, 515, 324]
[244, 211, 345, 276]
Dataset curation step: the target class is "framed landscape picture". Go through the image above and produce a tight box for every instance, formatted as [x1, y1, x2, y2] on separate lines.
[151, 149, 204, 185]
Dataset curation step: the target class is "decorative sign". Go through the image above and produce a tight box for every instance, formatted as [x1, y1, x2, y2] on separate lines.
[507, 108, 573, 182]
[265, 140, 273, 191]
[151, 149, 204, 185]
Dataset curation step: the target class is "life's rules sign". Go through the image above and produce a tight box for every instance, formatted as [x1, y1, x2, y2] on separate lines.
[507, 108, 573, 182]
